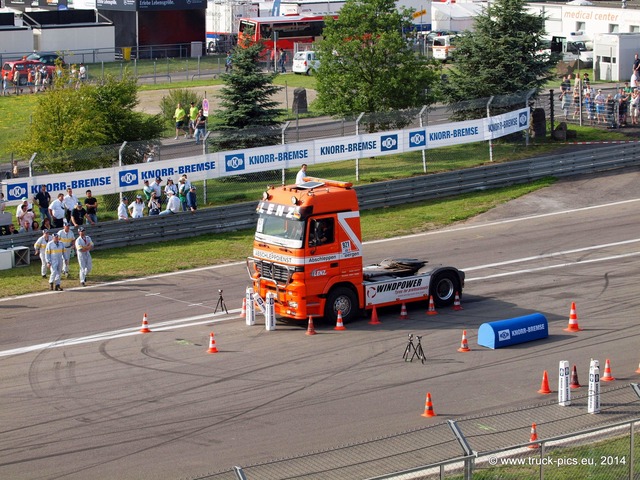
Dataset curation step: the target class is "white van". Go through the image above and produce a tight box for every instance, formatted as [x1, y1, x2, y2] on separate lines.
[544, 32, 594, 67]
[432, 35, 460, 61]
[292, 51, 319, 75]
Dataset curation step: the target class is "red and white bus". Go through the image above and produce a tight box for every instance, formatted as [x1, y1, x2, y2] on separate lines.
[237, 15, 335, 51]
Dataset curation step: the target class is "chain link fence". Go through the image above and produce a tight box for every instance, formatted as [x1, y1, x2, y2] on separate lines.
[189, 384, 640, 480]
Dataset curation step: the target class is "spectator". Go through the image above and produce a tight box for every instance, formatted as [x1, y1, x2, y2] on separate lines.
[559, 76, 570, 119]
[186, 186, 197, 213]
[142, 179, 153, 202]
[71, 202, 89, 227]
[278, 48, 287, 73]
[295, 164, 308, 185]
[118, 197, 130, 220]
[13, 69, 20, 95]
[84, 190, 98, 224]
[5, 224, 18, 235]
[2, 73, 8, 96]
[177, 177, 189, 211]
[34, 229, 50, 278]
[164, 178, 178, 198]
[128, 195, 145, 218]
[633, 53, 640, 86]
[75, 226, 93, 287]
[45, 233, 64, 291]
[35, 184, 52, 224]
[57, 222, 75, 276]
[63, 187, 79, 224]
[615, 88, 629, 126]
[79, 63, 87, 83]
[606, 94, 616, 128]
[150, 177, 163, 203]
[188, 101, 198, 139]
[173, 103, 187, 139]
[0, 192, 5, 214]
[181, 174, 192, 190]
[18, 218, 33, 233]
[148, 192, 161, 216]
[225, 51, 233, 72]
[49, 193, 66, 228]
[144, 147, 156, 163]
[631, 89, 640, 126]
[15, 198, 29, 223]
[41, 217, 52, 231]
[594, 89, 606, 124]
[32, 220, 40, 231]
[572, 87, 580, 119]
[194, 109, 207, 145]
[160, 190, 181, 215]
[584, 91, 595, 125]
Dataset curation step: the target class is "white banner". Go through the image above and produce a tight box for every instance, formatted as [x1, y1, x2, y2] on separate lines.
[2, 107, 529, 205]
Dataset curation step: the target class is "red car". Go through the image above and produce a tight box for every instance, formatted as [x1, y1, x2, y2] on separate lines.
[1, 59, 44, 86]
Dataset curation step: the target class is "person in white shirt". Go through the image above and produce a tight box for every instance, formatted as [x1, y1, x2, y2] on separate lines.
[160, 190, 181, 215]
[118, 198, 130, 220]
[150, 177, 163, 202]
[128, 195, 145, 218]
[63, 188, 79, 224]
[57, 222, 75, 276]
[295, 164, 308, 185]
[49, 193, 66, 228]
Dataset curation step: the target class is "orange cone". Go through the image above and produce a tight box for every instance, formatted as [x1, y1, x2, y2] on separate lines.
[426, 296, 438, 315]
[334, 310, 346, 331]
[457, 330, 471, 352]
[421, 392, 437, 417]
[207, 332, 219, 353]
[538, 370, 552, 394]
[399, 303, 409, 320]
[140, 313, 151, 333]
[563, 302, 582, 332]
[570, 364, 581, 389]
[528, 423, 540, 449]
[452, 292, 463, 311]
[601, 359, 615, 381]
[239, 297, 246, 318]
[306, 316, 317, 335]
[369, 306, 381, 325]
[636, 362, 640, 374]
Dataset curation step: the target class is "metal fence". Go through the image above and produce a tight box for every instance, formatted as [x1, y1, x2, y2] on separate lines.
[186, 384, 640, 480]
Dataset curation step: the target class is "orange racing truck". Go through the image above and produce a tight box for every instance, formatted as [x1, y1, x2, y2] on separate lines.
[247, 178, 465, 323]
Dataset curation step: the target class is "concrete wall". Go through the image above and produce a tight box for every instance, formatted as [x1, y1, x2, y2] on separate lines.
[0, 27, 33, 56]
[33, 24, 116, 62]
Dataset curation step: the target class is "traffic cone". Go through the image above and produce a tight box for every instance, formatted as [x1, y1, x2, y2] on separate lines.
[601, 359, 615, 381]
[369, 306, 381, 325]
[426, 296, 438, 315]
[139, 313, 151, 333]
[452, 292, 463, 311]
[399, 303, 409, 320]
[421, 392, 437, 417]
[570, 364, 581, 389]
[334, 310, 346, 330]
[636, 362, 640, 374]
[207, 332, 219, 353]
[239, 297, 246, 318]
[306, 316, 317, 335]
[457, 330, 471, 352]
[563, 302, 582, 332]
[538, 370, 552, 394]
[528, 423, 540, 449]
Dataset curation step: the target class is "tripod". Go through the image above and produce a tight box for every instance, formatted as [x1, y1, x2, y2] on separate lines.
[402, 334, 426, 364]
[214, 289, 228, 314]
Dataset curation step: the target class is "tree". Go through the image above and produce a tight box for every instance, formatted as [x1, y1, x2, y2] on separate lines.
[14, 73, 164, 173]
[443, 0, 552, 116]
[315, 0, 438, 131]
[209, 30, 283, 152]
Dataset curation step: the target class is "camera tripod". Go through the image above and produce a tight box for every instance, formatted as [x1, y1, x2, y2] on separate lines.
[403, 334, 426, 364]
[214, 289, 228, 314]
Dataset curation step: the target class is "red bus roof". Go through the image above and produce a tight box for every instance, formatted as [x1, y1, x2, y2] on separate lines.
[239, 15, 334, 23]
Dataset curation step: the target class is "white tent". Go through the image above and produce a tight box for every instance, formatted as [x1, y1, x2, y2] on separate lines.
[431, 2, 482, 32]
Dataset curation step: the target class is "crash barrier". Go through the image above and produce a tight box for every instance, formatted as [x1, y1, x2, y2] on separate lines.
[477, 313, 548, 349]
[1, 141, 639, 253]
[197, 386, 640, 479]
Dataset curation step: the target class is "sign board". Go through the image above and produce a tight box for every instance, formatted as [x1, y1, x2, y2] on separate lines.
[202, 98, 209, 117]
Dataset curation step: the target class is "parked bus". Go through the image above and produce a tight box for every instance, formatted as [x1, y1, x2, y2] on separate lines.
[237, 15, 335, 50]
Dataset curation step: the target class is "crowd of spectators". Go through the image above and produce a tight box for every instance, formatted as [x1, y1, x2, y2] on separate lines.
[120, 173, 198, 220]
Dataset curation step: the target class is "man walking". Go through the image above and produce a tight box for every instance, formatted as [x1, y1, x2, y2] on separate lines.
[75, 226, 93, 287]
[45, 233, 64, 291]
[35, 184, 52, 224]
[34, 229, 51, 278]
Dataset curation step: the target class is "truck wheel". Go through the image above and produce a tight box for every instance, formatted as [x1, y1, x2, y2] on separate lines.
[325, 287, 358, 324]
[431, 271, 459, 307]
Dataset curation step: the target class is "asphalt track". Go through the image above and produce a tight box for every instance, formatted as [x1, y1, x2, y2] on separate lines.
[1, 167, 640, 479]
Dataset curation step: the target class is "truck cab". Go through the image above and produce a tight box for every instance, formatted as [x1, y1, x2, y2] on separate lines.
[247, 178, 464, 323]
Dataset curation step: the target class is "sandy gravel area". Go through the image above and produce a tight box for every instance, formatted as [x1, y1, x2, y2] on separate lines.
[135, 84, 317, 115]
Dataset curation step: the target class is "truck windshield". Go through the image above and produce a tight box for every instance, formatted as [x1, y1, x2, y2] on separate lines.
[256, 214, 305, 248]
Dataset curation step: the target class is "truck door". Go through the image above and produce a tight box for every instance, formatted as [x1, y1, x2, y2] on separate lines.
[306, 217, 341, 288]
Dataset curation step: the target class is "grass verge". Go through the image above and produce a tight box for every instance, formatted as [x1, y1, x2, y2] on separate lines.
[0, 179, 554, 298]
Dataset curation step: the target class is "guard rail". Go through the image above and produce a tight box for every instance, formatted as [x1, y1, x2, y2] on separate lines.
[1, 143, 638, 253]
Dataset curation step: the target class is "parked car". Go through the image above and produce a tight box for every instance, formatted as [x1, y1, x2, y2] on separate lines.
[292, 51, 319, 75]
[26, 52, 66, 71]
[1, 59, 43, 86]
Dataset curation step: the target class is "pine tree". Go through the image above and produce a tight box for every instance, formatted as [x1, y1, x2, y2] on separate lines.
[209, 31, 283, 151]
[443, 0, 553, 116]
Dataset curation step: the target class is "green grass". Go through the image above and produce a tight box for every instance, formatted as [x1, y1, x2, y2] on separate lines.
[0, 179, 553, 298]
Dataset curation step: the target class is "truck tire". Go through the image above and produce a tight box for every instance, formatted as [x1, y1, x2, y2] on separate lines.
[325, 287, 358, 324]
[431, 271, 460, 307]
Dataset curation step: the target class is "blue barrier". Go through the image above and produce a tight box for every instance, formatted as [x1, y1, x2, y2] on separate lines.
[477, 313, 548, 349]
